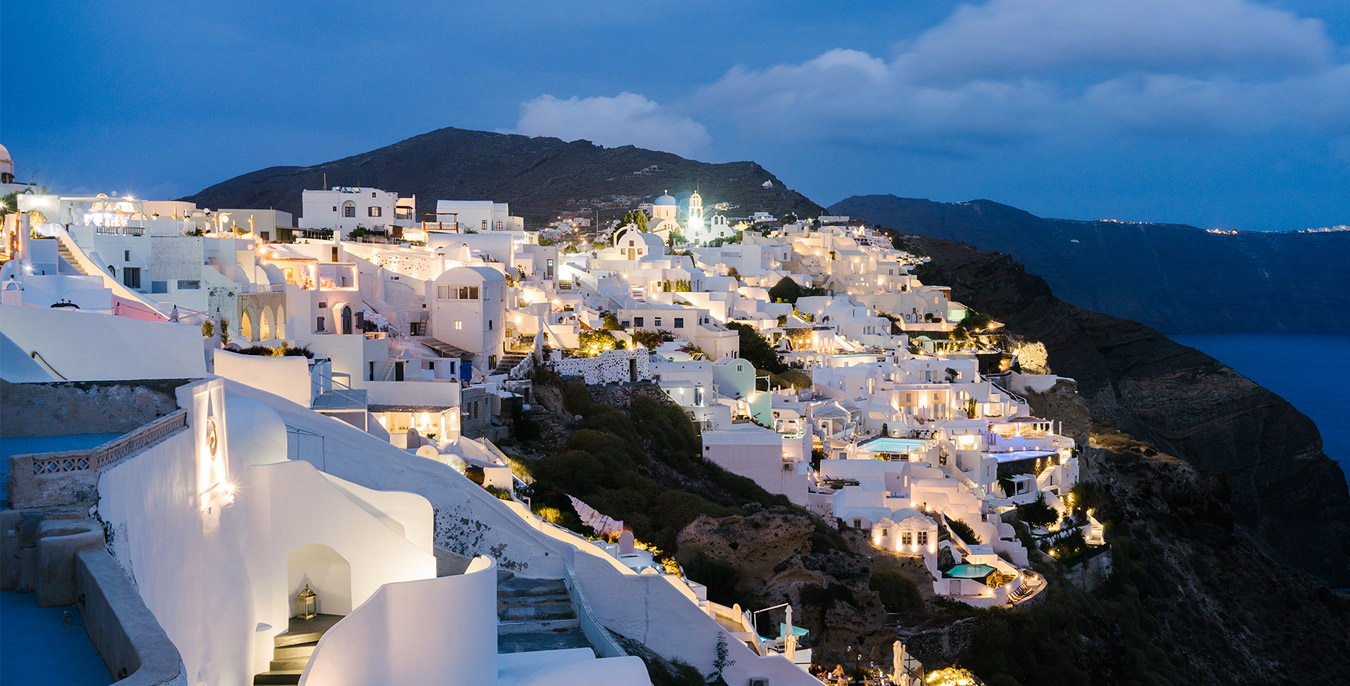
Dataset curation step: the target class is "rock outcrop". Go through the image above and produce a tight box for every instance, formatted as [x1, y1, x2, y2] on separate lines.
[904, 234, 1350, 586]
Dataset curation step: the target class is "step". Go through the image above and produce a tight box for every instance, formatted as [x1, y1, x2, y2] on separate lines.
[274, 614, 343, 647]
[252, 670, 303, 685]
[497, 628, 594, 654]
[498, 604, 576, 622]
[272, 643, 318, 660]
[497, 617, 581, 635]
[270, 657, 312, 671]
[498, 592, 571, 608]
[498, 578, 567, 595]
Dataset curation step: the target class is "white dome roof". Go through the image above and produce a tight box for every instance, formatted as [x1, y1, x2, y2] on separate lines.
[654, 193, 677, 206]
[0, 144, 11, 175]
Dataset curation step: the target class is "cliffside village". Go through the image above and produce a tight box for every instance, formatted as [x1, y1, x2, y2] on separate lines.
[0, 144, 1104, 686]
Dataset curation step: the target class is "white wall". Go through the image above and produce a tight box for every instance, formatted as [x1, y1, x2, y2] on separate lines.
[213, 349, 312, 406]
[97, 379, 436, 684]
[301, 557, 498, 686]
[0, 305, 205, 380]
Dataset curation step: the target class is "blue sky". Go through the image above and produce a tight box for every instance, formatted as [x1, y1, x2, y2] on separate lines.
[3, 0, 1348, 230]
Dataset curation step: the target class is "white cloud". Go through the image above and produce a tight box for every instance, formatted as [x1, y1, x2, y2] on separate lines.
[514, 92, 711, 158]
[901, 0, 1333, 82]
[685, 0, 1350, 150]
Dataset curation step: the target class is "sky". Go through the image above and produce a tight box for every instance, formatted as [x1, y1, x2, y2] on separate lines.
[3, 0, 1348, 230]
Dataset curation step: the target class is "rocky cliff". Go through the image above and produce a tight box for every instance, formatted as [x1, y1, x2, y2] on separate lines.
[901, 233, 1350, 587]
[833, 194, 1350, 333]
[184, 127, 823, 227]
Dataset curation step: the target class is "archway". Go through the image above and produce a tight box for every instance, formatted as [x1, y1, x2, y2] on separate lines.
[260, 306, 274, 341]
[286, 543, 353, 617]
[240, 309, 254, 342]
[339, 304, 353, 335]
[274, 304, 286, 339]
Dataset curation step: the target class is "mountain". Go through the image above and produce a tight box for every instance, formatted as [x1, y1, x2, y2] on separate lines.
[897, 232, 1350, 587]
[184, 127, 823, 226]
[831, 194, 1350, 333]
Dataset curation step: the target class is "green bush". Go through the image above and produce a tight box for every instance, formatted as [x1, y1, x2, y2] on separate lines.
[727, 322, 786, 374]
[1017, 494, 1059, 527]
[869, 569, 923, 613]
[947, 517, 982, 545]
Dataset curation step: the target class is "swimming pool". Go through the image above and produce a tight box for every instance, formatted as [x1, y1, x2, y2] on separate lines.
[0, 433, 123, 504]
[861, 437, 932, 453]
[982, 449, 1057, 463]
[945, 564, 996, 579]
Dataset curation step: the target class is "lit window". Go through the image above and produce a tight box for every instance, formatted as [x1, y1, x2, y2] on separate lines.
[901, 532, 912, 546]
[454, 321, 463, 330]
[368, 206, 382, 217]
[917, 531, 928, 545]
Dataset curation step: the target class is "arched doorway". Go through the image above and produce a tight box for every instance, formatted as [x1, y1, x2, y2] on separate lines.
[339, 305, 353, 335]
[286, 543, 353, 617]
[240, 309, 254, 342]
[274, 305, 286, 339]
[260, 307, 274, 341]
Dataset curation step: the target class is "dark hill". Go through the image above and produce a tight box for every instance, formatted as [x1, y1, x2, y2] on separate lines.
[184, 127, 822, 227]
[831, 194, 1350, 333]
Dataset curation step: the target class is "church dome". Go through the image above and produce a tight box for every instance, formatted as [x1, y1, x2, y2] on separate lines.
[654, 193, 677, 206]
[0, 144, 12, 178]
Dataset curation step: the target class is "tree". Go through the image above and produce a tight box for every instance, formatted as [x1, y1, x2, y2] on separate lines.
[620, 209, 648, 233]
[1017, 494, 1059, 528]
[769, 276, 804, 304]
[727, 322, 786, 374]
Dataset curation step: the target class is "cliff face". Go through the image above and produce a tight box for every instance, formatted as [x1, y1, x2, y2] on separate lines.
[902, 234, 1350, 586]
[184, 127, 823, 226]
[833, 195, 1350, 333]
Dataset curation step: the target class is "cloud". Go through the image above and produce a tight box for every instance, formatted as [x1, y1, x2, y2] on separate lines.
[514, 92, 711, 158]
[684, 0, 1350, 151]
[901, 0, 1333, 82]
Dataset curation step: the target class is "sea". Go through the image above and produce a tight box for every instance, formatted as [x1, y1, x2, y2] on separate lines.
[1169, 334, 1350, 483]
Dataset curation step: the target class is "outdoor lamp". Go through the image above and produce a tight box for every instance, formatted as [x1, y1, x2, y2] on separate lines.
[296, 584, 317, 620]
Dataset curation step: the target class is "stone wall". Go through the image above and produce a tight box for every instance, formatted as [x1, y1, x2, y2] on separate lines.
[76, 547, 187, 685]
[551, 349, 651, 385]
[0, 379, 188, 438]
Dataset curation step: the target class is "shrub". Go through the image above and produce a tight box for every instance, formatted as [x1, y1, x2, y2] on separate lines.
[485, 485, 512, 500]
[869, 569, 923, 613]
[1017, 494, 1059, 528]
[726, 321, 786, 374]
[947, 517, 982, 545]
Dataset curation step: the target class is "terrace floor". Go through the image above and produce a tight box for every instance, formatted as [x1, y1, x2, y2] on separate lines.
[0, 591, 109, 685]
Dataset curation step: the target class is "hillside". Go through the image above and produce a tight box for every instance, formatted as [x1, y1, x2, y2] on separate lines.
[184, 127, 823, 227]
[831, 194, 1350, 333]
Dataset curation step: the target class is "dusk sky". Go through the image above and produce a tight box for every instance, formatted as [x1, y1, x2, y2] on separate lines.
[4, 0, 1348, 231]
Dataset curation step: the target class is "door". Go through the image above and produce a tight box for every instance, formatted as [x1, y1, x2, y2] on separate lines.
[341, 308, 352, 334]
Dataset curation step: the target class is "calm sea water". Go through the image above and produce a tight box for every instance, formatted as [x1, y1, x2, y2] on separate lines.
[1170, 334, 1350, 483]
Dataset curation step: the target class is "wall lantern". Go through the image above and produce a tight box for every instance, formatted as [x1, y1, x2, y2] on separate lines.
[296, 584, 318, 620]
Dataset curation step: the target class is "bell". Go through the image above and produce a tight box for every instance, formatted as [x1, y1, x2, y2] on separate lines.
[296, 584, 317, 620]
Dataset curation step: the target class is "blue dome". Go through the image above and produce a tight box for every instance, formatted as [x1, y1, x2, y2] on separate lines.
[654, 194, 677, 206]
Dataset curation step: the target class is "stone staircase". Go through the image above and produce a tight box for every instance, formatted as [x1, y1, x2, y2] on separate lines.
[55, 237, 91, 276]
[253, 614, 343, 685]
[496, 572, 594, 655]
[492, 351, 528, 376]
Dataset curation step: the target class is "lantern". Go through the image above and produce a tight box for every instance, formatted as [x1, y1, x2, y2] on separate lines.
[296, 584, 317, 620]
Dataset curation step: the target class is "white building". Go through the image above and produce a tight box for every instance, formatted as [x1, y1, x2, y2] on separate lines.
[301, 187, 411, 239]
[435, 200, 524, 233]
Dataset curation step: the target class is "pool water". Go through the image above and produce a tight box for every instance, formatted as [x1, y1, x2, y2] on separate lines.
[862, 437, 931, 453]
[945, 564, 996, 579]
[0, 433, 123, 505]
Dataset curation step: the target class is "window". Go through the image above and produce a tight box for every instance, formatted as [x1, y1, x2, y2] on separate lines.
[368, 206, 382, 217]
[654, 317, 662, 327]
[488, 320, 493, 330]
[438, 285, 450, 300]
[481, 220, 488, 230]
[628, 240, 635, 247]
[342, 203, 356, 218]
[454, 321, 463, 330]
[674, 317, 684, 328]
[917, 531, 929, 546]
[316, 316, 325, 332]
[901, 532, 912, 546]
[123, 250, 130, 262]
[633, 316, 644, 327]
[331, 206, 337, 212]
[122, 267, 141, 289]
[177, 280, 200, 290]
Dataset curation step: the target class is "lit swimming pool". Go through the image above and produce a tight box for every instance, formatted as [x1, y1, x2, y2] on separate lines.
[945, 564, 996, 579]
[0, 433, 123, 505]
[861, 437, 931, 453]
[982, 449, 1057, 463]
